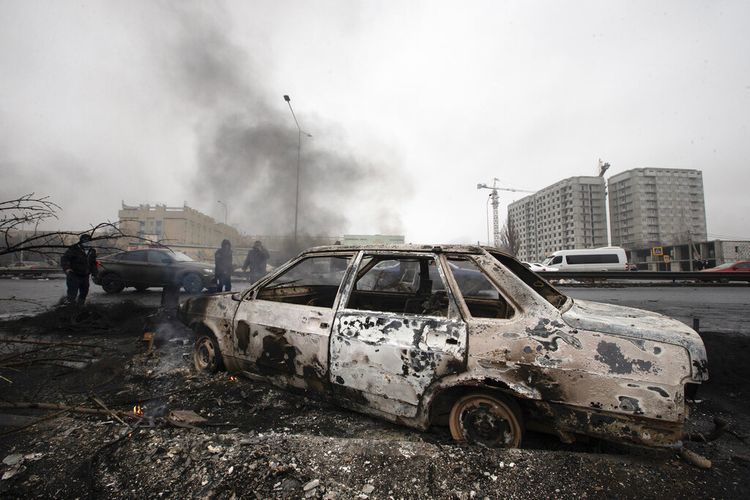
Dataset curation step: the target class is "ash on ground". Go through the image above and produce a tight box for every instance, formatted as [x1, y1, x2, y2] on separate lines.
[0, 303, 748, 499]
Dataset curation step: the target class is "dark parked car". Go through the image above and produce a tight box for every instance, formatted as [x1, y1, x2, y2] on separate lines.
[93, 248, 215, 294]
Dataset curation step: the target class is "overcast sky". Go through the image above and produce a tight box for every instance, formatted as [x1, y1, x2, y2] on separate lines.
[1, 0, 748, 244]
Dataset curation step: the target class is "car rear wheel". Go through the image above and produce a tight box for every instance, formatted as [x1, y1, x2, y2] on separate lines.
[182, 273, 203, 294]
[193, 333, 224, 373]
[448, 393, 523, 448]
[100, 273, 125, 294]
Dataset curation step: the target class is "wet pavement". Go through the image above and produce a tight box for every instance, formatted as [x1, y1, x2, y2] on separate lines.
[2, 278, 748, 335]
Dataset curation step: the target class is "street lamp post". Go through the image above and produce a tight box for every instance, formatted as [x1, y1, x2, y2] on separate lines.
[283, 94, 311, 248]
[217, 200, 227, 225]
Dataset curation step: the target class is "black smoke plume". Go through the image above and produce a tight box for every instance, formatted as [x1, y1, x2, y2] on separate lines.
[158, 3, 409, 252]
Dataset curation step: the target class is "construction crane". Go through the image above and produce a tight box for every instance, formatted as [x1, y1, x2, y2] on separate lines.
[477, 178, 535, 247]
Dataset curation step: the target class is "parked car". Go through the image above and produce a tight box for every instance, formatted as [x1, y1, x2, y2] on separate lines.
[701, 261, 750, 273]
[93, 248, 215, 294]
[179, 244, 708, 448]
[542, 247, 628, 271]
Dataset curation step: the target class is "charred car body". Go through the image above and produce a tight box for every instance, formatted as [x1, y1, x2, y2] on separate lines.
[179, 245, 708, 448]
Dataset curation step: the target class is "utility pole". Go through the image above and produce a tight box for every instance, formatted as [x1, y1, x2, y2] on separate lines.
[477, 178, 534, 248]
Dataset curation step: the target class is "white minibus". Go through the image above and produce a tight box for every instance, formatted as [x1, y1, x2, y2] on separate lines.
[541, 247, 627, 271]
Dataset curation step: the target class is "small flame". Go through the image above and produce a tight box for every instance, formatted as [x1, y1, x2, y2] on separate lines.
[132, 405, 143, 416]
[228, 376, 238, 382]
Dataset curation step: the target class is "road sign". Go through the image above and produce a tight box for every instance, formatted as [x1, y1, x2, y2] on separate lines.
[652, 246, 664, 256]
[663, 255, 671, 263]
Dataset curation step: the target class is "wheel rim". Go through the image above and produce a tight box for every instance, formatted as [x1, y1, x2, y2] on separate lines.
[449, 395, 522, 448]
[102, 275, 123, 292]
[183, 274, 202, 293]
[194, 337, 216, 371]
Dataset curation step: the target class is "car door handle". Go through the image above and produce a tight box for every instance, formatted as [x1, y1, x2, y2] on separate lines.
[320, 322, 330, 329]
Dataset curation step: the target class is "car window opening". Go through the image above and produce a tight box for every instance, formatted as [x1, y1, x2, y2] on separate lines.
[445, 256, 514, 319]
[347, 256, 449, 317]
[256, 255, 354, 308]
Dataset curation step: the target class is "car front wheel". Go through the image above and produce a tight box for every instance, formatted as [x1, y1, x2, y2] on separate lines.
[448, 393, 524, 448]
[193, 333, 224, 373]
[182, 273, 203, 294]
[100, 273, 125, 294]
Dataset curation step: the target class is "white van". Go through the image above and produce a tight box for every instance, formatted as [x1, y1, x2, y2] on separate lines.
[542, 247, 627, 271]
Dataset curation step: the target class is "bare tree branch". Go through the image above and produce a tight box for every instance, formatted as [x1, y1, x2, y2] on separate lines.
[500, 217, 520, 257]
[1, 194, 164, 262]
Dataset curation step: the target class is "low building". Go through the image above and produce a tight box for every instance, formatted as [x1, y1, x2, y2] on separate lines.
[119, 203, 242, 249]
[628, 239, 750, 271]
[342, 234, 405, 245]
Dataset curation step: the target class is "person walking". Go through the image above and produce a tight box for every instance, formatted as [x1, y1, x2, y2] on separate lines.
[61, 234, 97, 305]
[214, 239, 234, 292]
[243, 240, 269, 283]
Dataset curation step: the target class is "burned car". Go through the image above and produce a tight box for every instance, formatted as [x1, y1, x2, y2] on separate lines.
[179, 245, 708, 448]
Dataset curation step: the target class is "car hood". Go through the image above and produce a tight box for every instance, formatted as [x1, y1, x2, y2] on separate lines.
[561, 299, 708, 382]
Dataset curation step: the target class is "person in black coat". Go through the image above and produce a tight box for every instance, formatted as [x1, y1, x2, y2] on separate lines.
[243, 240, 269, 283]
[214, 239, 234, 292]
[60, 234, 97, 305]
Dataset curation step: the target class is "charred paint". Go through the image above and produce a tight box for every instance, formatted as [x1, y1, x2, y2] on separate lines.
[618, 396, 644, 414]
[595, 340, 653, 374]
[235, 321, 250, 355]
[258, 334, 299, 375]
[647, 386, 670, 398]
[525, 318, 582, 352]
[513, 364, 566, 401]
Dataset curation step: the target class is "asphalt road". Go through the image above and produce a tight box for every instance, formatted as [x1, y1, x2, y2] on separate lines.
[1, 278, 748, 335]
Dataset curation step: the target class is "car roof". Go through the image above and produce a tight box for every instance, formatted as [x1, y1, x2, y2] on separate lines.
[304, 244, 511, 257]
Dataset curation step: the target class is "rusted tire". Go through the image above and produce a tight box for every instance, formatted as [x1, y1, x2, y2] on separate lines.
[449, 393, 523, 448]
[193, 333, 224, 373]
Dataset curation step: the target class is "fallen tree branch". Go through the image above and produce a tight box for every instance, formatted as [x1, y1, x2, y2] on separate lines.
[0, 402, 143, 421]
[0, 408, 71, 437]
[0, 338, 110, 350]
[89, 394, 130, 428]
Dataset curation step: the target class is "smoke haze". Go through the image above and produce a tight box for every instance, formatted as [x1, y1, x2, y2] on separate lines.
[158, 4, 409, 237]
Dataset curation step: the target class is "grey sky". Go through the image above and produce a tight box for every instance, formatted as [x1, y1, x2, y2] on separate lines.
[1, 0, 748, 244]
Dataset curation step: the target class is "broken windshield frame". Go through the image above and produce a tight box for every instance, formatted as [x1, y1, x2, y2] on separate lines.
[486, 249, 568, 310]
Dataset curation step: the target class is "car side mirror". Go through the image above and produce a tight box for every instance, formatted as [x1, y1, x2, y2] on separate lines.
[231, 292, 242, 301]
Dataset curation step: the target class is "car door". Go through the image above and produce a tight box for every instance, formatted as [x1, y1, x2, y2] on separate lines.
[231, 252, 354, 394]
[146, 250, 174, 285]
[114, 250, 149, 284]
[330, 252, 468, 418]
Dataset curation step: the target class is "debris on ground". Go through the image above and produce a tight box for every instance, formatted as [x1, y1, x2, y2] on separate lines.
[0, 302, 748, 498]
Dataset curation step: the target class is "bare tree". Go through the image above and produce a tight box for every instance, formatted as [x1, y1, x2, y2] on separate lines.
[499, 217, 520, 256]
[1, 193, 146, 262]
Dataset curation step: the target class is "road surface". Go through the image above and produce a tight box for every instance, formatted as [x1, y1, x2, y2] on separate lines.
[1, 278, 748, 334]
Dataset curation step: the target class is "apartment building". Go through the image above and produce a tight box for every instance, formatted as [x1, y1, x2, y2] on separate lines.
[608, 168, 707, 249]
[508, 176, 608, 262]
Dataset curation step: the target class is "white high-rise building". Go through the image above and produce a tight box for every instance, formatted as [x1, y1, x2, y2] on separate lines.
[508, 176, 608, 262]
[608, 168, 707, 249]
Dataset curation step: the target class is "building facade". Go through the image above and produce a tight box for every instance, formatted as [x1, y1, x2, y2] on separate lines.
[627, 239, 749, 271]
[508, 176, 608, 262]
[119, 203, 242, 249]
[608, 168, 707, 249]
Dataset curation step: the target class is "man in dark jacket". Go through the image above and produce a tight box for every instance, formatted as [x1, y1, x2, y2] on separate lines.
[214, 239, 234, 292]
[243, 240, 269, 283]
[61, 234, 97, 304]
